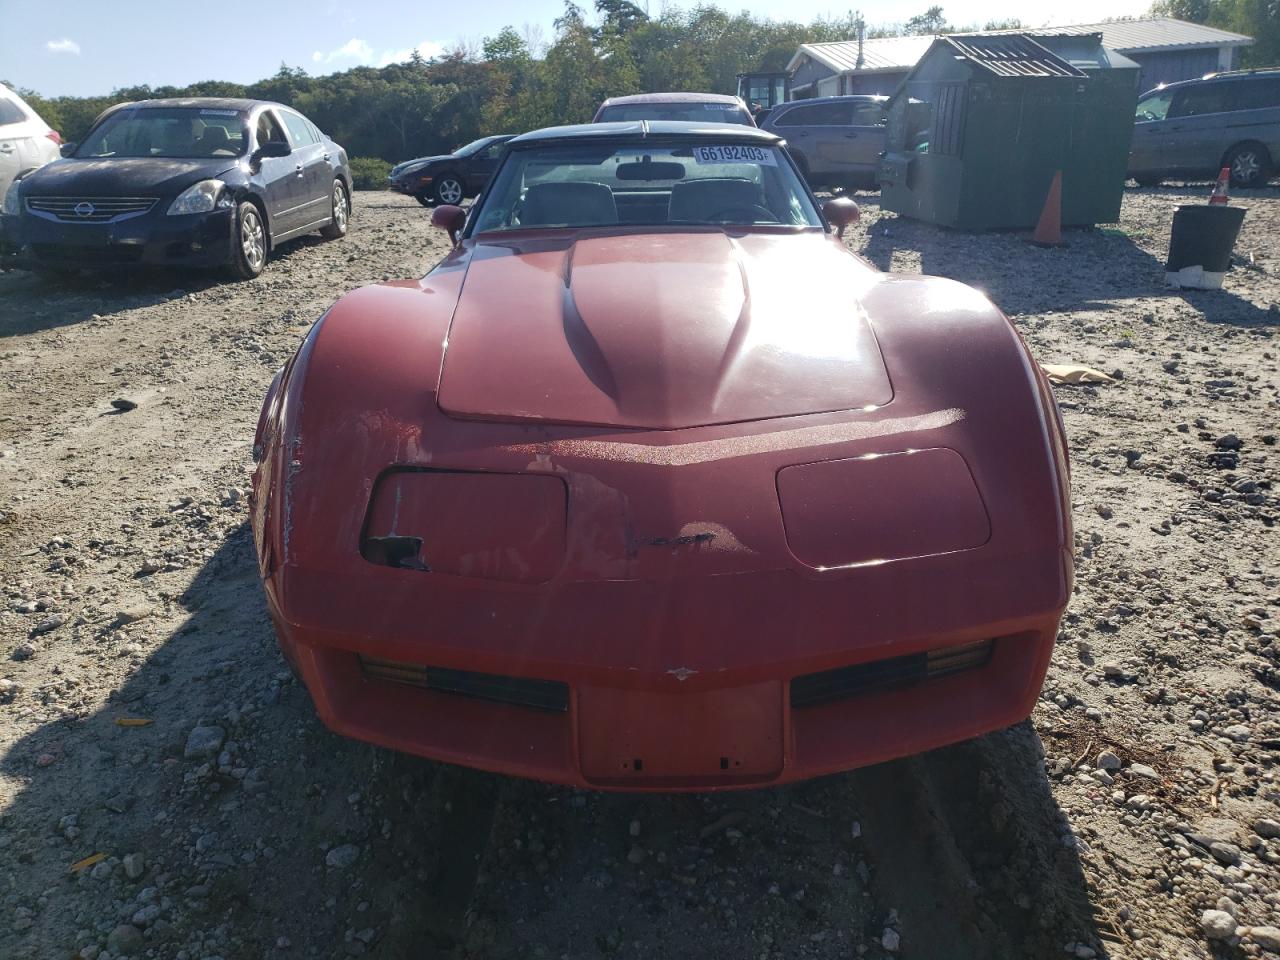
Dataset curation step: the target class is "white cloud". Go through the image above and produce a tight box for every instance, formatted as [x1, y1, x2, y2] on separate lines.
[46, 38, 81, 55]
[378, 40, 445, 66]
[311, 37, 373, 64]
[310, 37, 444, 67]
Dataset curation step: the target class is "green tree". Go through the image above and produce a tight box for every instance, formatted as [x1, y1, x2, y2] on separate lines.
[1211, 0, 1280, 66]
[484, 26, 532, 62]
[1149, 0, 1216, 21]
[1149, 0, 1279, 67]
[596, 0, 649, 37]
[905, 6, 949, 34]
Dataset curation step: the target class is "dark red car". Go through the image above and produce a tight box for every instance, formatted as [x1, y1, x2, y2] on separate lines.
[251, 122, 1072, 791]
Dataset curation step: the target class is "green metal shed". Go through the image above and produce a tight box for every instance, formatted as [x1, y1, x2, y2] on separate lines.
[878, 34, 1140, 230]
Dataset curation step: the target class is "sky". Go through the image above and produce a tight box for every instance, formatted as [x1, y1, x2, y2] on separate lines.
[4, 0, 1155, 98]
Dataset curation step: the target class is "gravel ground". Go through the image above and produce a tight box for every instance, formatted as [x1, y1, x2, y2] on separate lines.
[0, 186, 1277, 960]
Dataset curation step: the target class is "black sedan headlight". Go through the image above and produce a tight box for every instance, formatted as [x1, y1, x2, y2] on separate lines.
[2, 180, 21, 216]
[167, 179, 232, 216]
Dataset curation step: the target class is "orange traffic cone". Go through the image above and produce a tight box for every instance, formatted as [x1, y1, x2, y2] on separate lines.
[1209, 167, 1230, 205]
[1029, 170, 1064, 247]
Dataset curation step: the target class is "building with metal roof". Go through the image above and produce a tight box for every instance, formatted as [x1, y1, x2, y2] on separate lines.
[786, 17, 1254, 98]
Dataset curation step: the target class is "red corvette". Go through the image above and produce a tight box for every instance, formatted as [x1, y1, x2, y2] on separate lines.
[251, 122, 1072, 791]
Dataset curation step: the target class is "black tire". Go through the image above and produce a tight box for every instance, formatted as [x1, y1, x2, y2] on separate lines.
[320, 179, 350, 240]
[414, 193, 433, 208]
[433, 173, 465, 206]
[228, 201, 267, 280]
[1224, 142, 1271, 189]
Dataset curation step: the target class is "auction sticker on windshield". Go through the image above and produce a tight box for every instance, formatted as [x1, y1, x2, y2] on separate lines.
[692, 145, 776, 165]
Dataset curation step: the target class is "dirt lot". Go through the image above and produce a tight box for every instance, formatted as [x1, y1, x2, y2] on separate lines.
[1, 186, 1277, 960]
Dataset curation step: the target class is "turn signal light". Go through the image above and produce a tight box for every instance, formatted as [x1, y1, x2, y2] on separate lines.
[791, 639, 995, 708]
[359, 656, 570, 712]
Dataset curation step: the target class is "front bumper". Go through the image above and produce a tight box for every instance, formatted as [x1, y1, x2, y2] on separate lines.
[389, 172, 433, 196]
[266, 546, 1067, 792]
[0, 206, 235, 271]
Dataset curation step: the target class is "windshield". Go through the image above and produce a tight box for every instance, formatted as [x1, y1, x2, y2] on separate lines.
[78, 107, 248, 159]
[455, 137, 499, 157]
[1135, 90, 1174, 123]
[470, 141, 821, 234]
[597, 103, 752, 125]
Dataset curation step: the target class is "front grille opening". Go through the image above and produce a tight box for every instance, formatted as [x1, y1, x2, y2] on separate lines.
[359, 656, 569, 712]
[30, 243, 144, 265]
[791, 639, 994, 708]
[27, 196, 157, 222]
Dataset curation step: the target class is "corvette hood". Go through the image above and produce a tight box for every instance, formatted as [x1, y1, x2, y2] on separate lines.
[21, 157, 237, 198]
[438, 231, 893, 430]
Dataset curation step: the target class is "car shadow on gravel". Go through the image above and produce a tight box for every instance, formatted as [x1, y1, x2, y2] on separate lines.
[0, 268, 221, 338]
[0, 525, 1111, 960]
[858, 200, 1278, 328]
[0, 523, 471, 959]
[463, 720, 1110, 960]
[0, 232, 342, 339]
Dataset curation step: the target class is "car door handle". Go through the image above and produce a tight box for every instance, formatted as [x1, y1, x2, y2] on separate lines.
[323, 153, 331, 161]
[843, 133, 859, 139]
[295, 164, 304, 178]
[0, 143, 14, 154]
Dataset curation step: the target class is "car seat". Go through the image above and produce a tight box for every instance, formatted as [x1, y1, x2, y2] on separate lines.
[668, 178, 764, 222]
[198, 125, 232, 156]
[158, 121, 196, 157]
[520, 181, 618, 227]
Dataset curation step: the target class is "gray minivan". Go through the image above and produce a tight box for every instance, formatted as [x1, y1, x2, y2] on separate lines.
[761, 95, 888, 190]
[1129, 69, 1279, 188]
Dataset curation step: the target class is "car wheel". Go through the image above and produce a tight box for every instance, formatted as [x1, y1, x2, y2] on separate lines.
[433, 175, 464, 206]
[320, 180, 350, 240]
[414, 193, 433, 208]
[229, 201, 267, 280]
[1225, 142, 1271, 189]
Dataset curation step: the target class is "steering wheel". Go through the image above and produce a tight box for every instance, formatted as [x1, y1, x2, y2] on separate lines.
[706, 204, 778, 224]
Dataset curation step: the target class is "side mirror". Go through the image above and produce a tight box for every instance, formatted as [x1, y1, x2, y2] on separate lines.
[432, 204, 466, 244]
[60, 142, 77, 158]
[823, 197, 861, 237]
[255, 140, 292, 160]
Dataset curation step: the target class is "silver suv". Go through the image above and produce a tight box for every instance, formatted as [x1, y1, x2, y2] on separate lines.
[761, 96, 888, 190]
[1129, 69, 1279, 188]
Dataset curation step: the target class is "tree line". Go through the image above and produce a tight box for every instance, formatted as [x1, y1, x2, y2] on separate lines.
[6, 0, 1276, 171]
[4, 3, 1014, 166]
[1149, 0, 1278, 66]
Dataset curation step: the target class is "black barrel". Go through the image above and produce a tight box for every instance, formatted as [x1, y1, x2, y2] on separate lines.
[1166, 204, 1246, 274]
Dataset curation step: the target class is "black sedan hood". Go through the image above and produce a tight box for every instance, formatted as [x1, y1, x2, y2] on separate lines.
[21, 157, 240, 198]
[399, 154, 453, 172]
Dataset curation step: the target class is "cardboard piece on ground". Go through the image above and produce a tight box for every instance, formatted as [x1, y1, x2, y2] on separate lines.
[1041, 364, 1115, 385]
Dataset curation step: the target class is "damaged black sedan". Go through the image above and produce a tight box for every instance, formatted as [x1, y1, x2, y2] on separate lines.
[0, 98, 351, 279]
